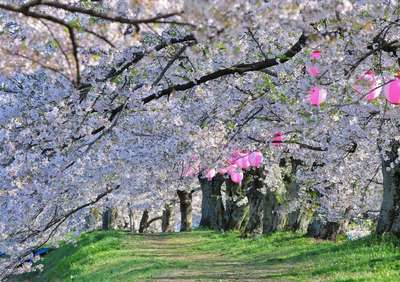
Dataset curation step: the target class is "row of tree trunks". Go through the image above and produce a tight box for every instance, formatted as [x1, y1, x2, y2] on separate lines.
[100, 190, 193, 234]
[98, 138, 400, 238]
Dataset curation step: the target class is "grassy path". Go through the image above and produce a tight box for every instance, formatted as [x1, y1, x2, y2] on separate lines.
[11, 230, 400, 281]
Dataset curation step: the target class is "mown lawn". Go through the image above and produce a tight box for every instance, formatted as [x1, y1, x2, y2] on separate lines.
[10, 230, 400, 281]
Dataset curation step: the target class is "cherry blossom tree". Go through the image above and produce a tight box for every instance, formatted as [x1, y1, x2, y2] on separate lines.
[1, 0, 400, 279]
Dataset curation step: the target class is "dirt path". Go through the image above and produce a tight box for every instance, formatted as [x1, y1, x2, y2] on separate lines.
[126, 233, 294, 281]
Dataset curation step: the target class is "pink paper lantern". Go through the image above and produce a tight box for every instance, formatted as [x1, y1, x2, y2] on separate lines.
[249, 151, 263, 168]
[353, 70, 381, 102]
[307, 65, 320, 77]
[230, 171, 243, 184]
[384, 78, 400, 105]
[272, 132, 283, 146]
[309, 86, 327, 106]
[311, 50, 321, 60]
[206, 168, 216, 181]
[228, 150, 242, 165]
[226, 164, 239, 175]
[235, 155, 251, 170]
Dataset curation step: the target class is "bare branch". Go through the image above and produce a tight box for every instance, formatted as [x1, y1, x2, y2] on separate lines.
[34, 1, 193, 27]
[142, 33, 308, 104]
[152, 44, 189, 86]
[67, 26, 81, 86]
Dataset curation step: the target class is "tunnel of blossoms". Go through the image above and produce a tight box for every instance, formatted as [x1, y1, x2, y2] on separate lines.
[0, 0, 400, 280]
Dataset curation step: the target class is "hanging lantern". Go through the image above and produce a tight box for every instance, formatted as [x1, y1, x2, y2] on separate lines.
[235, 155, 251, 169]
[384, 78, 400, 105]
[309, 86, 327, 106]
[226, 164, 239, 175]
[249, 151, 263, 168]
[272, 132, 284, 146]
[353, 70, 381, 102]
[230, 170, 243, 184]
[228, 150, 243, 165]
[311, 50, 321, 60]
[206, 168, 216, 181]
[307, 65, 320, 77]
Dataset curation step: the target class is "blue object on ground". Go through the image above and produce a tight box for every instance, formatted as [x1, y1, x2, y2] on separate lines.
[33, 247, 50, 256]
[0, 251, 6, 257]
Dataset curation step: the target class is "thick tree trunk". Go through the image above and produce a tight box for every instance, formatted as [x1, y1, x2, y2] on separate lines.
[224, 176, 249, 231]
[244, 168, 266, 236]
[139, 209, 149, 233]
[280, 158, 312, 232]
[338, 206, 352, 234]
[85, 207, 101, 231]
[287, 207, 313, 233]
[102, 206, 118, 230]
[306, 206, 353, 241]
[263, 190, 285, 234]
[177, 190, 192, 231]
[162, 202, 175, 232]
[377, 140, 400, 235]
[199, 174, 225, 230]
[307, 215, 340, 241]
[285, 175, 305, 231]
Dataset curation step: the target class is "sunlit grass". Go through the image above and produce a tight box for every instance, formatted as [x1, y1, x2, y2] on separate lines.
[11, 230, 400, 281]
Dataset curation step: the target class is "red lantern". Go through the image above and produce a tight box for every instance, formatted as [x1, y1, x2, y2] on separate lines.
[272, 132, 283, 146]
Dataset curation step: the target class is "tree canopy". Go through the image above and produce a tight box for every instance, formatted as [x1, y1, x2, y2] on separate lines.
[1, 0, 399, 279]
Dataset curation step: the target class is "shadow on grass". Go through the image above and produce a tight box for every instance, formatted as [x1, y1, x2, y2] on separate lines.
[239, 234, 400, 280]
[10, 230, 400, 281]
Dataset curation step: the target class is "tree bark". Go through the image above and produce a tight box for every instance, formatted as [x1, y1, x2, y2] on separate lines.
[138, 209, 162, 233]
[162, 202, 175, 232]
[306, 206, 353, 241]
[244, 167, 266, 236]
[199, 174, 225, 230]
[102, 206, 118, 230]
[263, 190, 285, 234]
[177, 190, 192, 231]
[128, 207, 136, 233]
[139, 209, 149, 233]
[284, 159, 305, 231]
[377, 140, 400, 236]
[225, 175, 250, 231]
[286, 207, 313, 233]
[307, 215, 340, 241]
[85, 207, 101, 231]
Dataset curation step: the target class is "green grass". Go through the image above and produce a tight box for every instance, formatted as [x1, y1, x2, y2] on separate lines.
[11, 230, 400, 281]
